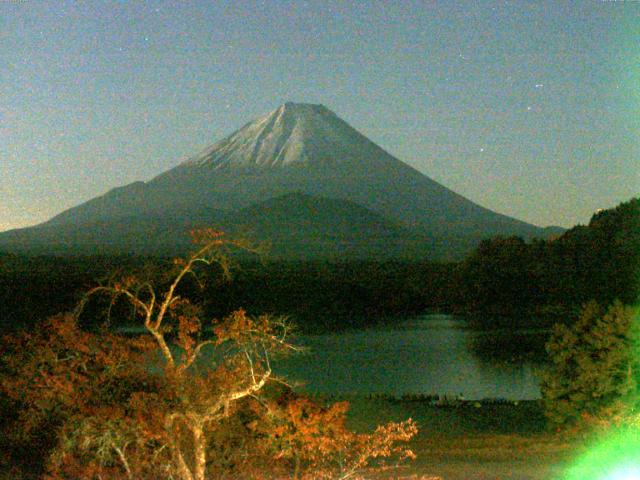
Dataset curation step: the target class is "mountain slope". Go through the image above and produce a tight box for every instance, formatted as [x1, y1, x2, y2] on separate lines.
[225, 192, 433, 259]
[1, 102, 558, 259]
[0, 193, 431, 259]
[0, 209, 224, 255]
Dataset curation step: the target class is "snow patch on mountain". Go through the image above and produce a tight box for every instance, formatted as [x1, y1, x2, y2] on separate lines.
[183, 102, 385, 170]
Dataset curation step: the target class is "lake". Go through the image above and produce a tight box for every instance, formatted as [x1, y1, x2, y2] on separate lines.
[274, 314, 548, 400]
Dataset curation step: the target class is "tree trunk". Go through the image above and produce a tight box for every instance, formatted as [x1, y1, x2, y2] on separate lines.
[193, 423, 207, 480]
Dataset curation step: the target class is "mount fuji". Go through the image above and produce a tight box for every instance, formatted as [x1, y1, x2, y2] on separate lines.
[0, 103, 560, 259]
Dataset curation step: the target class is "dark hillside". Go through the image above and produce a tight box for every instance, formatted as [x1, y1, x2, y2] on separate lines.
[454, 197, 640, 315]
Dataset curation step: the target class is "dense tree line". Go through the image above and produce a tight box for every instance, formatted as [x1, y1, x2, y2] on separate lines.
[202, 260, 456, 331]
[1, 198, 637, 333]
[454, 197, 640, 316]
[0, 254, 153, 332]
[0, 254, 456, 333]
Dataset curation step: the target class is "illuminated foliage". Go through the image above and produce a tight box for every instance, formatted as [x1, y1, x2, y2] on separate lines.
[541, 301, 640, 428]
[0, 229, 417, 479]
[257, 395, 417, 479]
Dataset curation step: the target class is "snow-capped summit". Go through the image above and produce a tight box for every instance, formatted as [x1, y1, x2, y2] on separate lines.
[183, 102, 389, 170]
[1, 102, 557, 259]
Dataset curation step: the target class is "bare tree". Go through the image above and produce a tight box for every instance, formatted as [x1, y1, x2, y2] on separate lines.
[72, 229, 297, 480]
[1, 228, 417, 480]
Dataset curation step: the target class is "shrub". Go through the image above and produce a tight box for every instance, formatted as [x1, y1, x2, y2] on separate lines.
[541, 300, 640, 428]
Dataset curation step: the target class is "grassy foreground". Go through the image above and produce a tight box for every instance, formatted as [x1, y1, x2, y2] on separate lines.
[342, 398, 578, 480]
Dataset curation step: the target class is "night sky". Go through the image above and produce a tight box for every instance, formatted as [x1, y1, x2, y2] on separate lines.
[2, 0, 638, 232]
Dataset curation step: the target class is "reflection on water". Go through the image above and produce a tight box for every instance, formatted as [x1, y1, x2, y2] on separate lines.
[274, 314, 547, 400]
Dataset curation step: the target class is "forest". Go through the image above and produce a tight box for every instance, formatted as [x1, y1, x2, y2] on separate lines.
[1, 198, 637, 334]
[454, 197, 640, 316]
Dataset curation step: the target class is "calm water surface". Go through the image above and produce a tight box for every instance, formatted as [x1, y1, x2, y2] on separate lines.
[274, 314, 547, 400]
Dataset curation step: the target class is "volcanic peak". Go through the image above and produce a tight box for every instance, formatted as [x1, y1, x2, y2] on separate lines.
[182, 102, 370, 170]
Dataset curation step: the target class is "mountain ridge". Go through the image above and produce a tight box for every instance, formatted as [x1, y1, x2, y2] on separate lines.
[2, 102, 560, 259]
[0, 193, 432, 259]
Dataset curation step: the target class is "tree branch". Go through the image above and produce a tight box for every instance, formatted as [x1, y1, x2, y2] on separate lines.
[114, 445, 133, 480]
